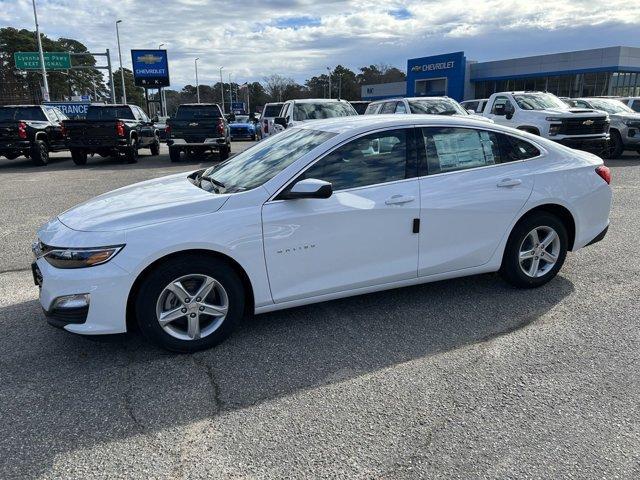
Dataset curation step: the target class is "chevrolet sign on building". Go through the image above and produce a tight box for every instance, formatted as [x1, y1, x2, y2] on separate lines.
[131, 49, 170, 87]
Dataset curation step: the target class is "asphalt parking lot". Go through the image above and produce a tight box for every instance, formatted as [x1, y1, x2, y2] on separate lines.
[0, 146, 639, 479]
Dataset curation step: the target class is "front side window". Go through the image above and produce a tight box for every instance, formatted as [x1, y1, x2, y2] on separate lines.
[395, 102, 407, 114]
[631, 100, 640, 112]
[293, 102, 357, 121]
[422, 127, 501, 174]
[301, 129, 409, 191]
[491, 96, 514, 114]
[263, 104, 283, 117]
[201, 128, 335, 193]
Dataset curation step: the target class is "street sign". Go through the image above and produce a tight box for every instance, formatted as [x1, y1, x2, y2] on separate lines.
[14, 52, 71, 70]
[131, 49, 170, 87]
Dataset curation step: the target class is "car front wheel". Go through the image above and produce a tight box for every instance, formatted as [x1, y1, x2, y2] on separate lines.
[135, 255, 244, 352]
[500, 212, 568, 288]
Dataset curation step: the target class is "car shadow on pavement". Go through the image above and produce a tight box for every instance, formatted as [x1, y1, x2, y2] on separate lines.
[0, 273, 574, 477]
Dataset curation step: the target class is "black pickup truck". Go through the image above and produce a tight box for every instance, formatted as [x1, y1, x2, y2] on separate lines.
[0, 105, 69, 166]
[63, 104, 160, 165]
[166, 104, 231, 162]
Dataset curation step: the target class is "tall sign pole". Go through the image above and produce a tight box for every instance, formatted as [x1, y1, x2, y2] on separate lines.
[31, 0, 50, 101]
[219, 67, 224, 113]
[106, 49, 116, 103]
[116, 20, 127, 103]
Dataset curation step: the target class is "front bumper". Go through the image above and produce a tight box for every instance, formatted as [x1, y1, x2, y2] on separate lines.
[555, 136, 608, 152]
[621, 126, 640, 146]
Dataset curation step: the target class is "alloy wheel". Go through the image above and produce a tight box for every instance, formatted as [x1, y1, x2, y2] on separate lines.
[518, 226, 561, 278]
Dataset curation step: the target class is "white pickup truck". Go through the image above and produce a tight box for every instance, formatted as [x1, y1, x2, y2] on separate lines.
[482, 91, 610, 155]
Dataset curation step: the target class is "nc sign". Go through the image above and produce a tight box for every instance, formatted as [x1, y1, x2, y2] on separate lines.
[131, 49, 170, 87]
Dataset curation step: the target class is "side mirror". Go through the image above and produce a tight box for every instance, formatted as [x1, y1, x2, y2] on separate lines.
[505, 109, 514, 120]
[280, 178, 332, 200]
[274, 117, 288, 129]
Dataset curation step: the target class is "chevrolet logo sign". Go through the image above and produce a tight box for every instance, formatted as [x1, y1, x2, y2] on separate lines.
[582, 120, 595, 126]
[136, 54, 162, 65]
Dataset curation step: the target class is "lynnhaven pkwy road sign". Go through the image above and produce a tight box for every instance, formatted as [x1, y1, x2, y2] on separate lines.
[14, 52, 71, 70]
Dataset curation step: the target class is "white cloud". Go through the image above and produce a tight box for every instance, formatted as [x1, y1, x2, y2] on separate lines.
[3, 0, 639, 87]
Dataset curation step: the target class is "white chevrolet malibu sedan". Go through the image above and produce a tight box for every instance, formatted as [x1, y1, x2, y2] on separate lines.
[33, 115, 612, 352]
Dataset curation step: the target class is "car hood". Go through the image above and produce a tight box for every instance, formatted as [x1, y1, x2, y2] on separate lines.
[58, 172, 229, 232]
[537, 108, 606, 118]
[609, 112, 640, 122]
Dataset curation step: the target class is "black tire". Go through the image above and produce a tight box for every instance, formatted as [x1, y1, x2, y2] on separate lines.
[499, 212, 568, 289]
[219, 144, 230, 160]
[169, 146, 181, 163]
[150, 141, 160, 156]
[135, 255, 245, 352]
[30, 140, 49, 166]
[71, 149, 88, 166]
[124, 137, 139, 164]
[605, 130, 624, 159]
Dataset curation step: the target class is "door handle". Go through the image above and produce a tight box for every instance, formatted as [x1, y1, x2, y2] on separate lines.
[497, 178, 522, 188]
[385, 194, 415, 205]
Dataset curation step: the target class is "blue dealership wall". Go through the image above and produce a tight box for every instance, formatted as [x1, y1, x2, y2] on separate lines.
[407, 51, 466, 101]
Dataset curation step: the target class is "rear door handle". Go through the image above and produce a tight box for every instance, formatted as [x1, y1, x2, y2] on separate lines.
[385, 194, 415, 205]
[497, 178, 522, 188]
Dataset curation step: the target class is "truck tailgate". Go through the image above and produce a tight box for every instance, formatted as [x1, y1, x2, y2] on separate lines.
[64, 120, 118, 146]
[0, 122, 20, 142]
[170, 119, 221, 142]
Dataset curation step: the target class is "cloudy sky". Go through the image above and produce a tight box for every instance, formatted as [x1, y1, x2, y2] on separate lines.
[3, 0, 639, 88]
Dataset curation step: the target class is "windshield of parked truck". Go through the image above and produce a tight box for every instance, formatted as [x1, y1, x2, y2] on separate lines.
[513, 93, 569, 111]
[408, 98, 467, 115]
[200, 128, 335, 193]
[86, 106, 135, 120]
[584, 98, 634, 114]
[175, 105, 222, 120]
[293, 102, 357, 121]
[0, 107, 47, 121]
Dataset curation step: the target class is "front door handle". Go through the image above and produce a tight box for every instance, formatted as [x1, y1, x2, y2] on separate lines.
[385, 194, 415, 205]
[497, 178, 522, 188]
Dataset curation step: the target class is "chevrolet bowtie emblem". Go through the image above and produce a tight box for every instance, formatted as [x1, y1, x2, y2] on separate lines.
[582, 120, 594, 126]
[137, 54, 162, 64]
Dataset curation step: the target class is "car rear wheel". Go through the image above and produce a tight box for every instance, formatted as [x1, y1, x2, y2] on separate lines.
[135, 255, 244, 352]
[500, 212, 568, 288]
[71, 149, 87, 166]
[124, 137, 138, 164]
[30, 140, 49, 166]
[150, 141, 160, 156]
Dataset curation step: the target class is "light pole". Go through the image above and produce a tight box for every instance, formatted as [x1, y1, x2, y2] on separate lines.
[194, 58, 200, 103]
[158, 43, 166, 116]
[326, 66, 332, 99]
[228, 73, 233, 108]
[31, 0, 49, 102]
[115, 20, 126, 104]
[219, 66, 224, 113]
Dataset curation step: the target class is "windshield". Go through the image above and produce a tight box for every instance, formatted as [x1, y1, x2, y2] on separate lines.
[175, 105, 222, 120]
[584, 98, 634, 114]
[408, 98, 467, 115]
[87, 106, 134, 120]
[263, 104, 283, 117]
[231, 115, 249, 123]
[293, 102, 357, 121]
[513, 93, 568, 111]
[200, 128, 336, 193]
[0, 107, 46, 121]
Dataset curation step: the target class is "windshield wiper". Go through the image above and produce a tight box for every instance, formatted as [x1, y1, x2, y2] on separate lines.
[200, 174, 225, 189]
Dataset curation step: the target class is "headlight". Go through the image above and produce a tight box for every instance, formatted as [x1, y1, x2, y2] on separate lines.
[37, 244, 124, 269]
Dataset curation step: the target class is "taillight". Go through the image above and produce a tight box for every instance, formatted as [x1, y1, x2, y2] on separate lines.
[216, 119, 224, 136]
[165, 124, 171, 137]
[264, 120, 268, 133]
[596, 165, 611, 185]
[18, 121, 27, 139]
[61, 122, 68, 138]
[115, 121, 125, 137]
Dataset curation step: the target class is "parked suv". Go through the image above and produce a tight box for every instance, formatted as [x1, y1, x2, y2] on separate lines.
[166, 104, 230, 162]
[274, 99, 358, 131]
[569, 97, 640, 157]
[260, 102, 284, 138]
[482, 92, 610, 155]
[63, 104, 160, 165]
[365, 96, 492, 122]
[0, 105, 68, 166]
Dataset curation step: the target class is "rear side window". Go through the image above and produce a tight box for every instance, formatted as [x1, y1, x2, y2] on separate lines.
[87, 106, 135, 120]
[0, 107, 46, 121]
[175, 105, 222, 120]
[498, 134, 540, 161]
[463, 101, 478, 112]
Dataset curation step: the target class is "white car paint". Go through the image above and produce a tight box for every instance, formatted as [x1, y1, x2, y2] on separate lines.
[34, 115, 612, 337]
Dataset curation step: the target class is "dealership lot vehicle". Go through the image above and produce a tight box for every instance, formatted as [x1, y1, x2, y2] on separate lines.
[166, 103, 231, 162]
[619, 97, 640, 112]
[461, 98, 488, 114]
[63, 104, 160, 165]
[153, 115, 169, 141]
[482, 92, 610, 155]
[0, 105, 69, 166]
[260, 102, 284, 138]
[366, 96, 492, 122]
[570, 97, 640, 157]
[32, 115, 611, 352]
[229, 114, 258, 141]
[274, 98, 358, 130]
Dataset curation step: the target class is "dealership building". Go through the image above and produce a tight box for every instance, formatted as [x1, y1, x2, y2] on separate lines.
[361, 46, 640, 101]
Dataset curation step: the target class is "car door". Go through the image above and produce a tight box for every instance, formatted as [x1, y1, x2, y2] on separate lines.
[417, 126, 537, 277]
[262, 127, 420, 303]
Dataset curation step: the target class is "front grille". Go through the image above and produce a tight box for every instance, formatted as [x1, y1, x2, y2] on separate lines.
[559, 117, 608, 135]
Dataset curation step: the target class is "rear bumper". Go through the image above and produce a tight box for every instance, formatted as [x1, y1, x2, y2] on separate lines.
[167, 137, 226, 148]
[584, 225, 609, 247]
[66, 138, 129, 150]
[0, 141, 30, 152]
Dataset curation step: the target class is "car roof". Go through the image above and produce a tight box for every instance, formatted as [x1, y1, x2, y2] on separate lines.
[289, 98, 351, 104]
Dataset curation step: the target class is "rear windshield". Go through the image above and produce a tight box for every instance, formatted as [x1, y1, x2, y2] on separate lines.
[0, 107, 46, 121]
[263, 104, 283, 117]
[175, 105, 222, 120]
[293, 102, 357, 121]
[86, 106, 134, 120]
